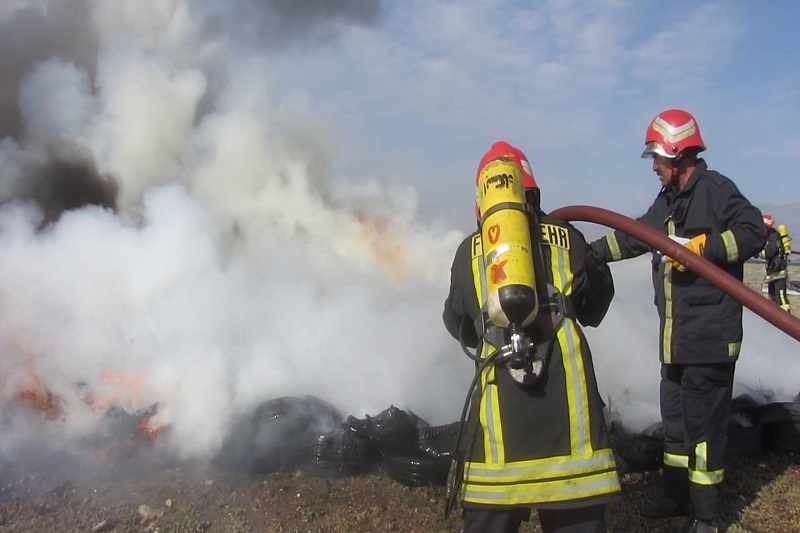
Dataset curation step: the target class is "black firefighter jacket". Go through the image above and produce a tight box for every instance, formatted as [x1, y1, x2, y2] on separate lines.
[591, 159, 766, 365]
[442, 211, 620, 509]
[764, 228, 788, 278]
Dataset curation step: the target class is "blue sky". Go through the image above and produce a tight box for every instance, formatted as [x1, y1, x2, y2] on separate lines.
[1, 0, 798, 230]
[268, 0, 800, 230]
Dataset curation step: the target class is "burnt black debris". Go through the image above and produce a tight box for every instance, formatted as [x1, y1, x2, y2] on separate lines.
[4, 392, 800, 489]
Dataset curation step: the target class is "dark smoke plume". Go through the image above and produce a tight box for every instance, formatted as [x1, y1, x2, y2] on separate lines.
[15, 144, 118, 224]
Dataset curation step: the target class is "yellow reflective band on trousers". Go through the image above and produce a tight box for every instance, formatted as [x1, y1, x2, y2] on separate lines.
[664, 451, 689, 469]
[462, 232, 621, 505]
[662, 220, 676, 363]
[689, 441, 724, 486]
[720, 229, 739, 262]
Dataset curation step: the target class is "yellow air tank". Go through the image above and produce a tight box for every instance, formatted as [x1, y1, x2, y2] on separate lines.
[777, 224, 791, 255]
[477, 156, 538, 329]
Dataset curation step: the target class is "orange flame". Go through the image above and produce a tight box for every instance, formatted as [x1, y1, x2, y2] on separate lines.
[353, 210, 407, 282]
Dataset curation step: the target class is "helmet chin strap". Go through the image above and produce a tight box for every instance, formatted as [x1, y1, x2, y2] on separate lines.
[670, 151, 684, 180]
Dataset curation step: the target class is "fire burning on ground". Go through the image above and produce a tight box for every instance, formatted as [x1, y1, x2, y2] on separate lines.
[1, 366, 164, 464]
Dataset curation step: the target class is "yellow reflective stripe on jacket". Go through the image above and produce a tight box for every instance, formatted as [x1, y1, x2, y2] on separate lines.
[720, 229, 739, 262]
[728, 341, 741, 357]
[560, 320, 592, 454]
[662, 220, 676, 363]
[689, 442, 724, 485]
[471, 234, 485, 313]
[547, 244, 593, 455]
[463, 468, 620, 505]
[464, 448, 617, 483]
[664, 451, 689, 468]
[480, 366, 503, 464]
[471, 235, 493, 360]
[464, 225, 621, 506]
[606, 233, 622, 261]
[471, 234, 503, 463]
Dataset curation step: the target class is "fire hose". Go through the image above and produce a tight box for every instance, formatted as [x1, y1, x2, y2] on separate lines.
[549, 205, 800, 343]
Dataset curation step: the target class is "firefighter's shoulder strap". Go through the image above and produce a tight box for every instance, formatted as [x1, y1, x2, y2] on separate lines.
[529, 214, 576, 324]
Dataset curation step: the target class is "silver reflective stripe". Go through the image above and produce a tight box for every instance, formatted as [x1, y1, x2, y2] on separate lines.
[664, 451, 689, 468]
[689, 441, 724, 485]
[473, 239, 501, 462]
[696, 441, 707, 471]
[689, 468, 724, 485]
[662, 220, 676, 363]
[478, 252, 488, 307]
[465, 450, 616, 480]
[728, 342, 741, 357]
[563, 318, 588, 454]
[551, 246, 589, 455]
[463, 471, 619, 502]
[484, 376, 500, 463]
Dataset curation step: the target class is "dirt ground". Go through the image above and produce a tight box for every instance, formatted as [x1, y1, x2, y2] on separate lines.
[1, 262, 798, 533]
[1, 451, 800, 533]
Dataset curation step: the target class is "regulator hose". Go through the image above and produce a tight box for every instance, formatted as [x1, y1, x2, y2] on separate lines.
[444, 348, 501, 519]
[550, 205, 800, 343]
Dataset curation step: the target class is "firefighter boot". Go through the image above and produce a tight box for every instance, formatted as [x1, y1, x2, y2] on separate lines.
[679, 518, 718, 533]
[639, 466, 692, 519]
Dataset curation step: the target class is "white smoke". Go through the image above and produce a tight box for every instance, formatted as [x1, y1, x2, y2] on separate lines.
[0, 0, 467, 463]
[588, 257, 800, 432]
[0, 0, 796, 469]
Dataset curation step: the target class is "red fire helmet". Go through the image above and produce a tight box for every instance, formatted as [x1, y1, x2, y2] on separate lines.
[641, 108, 706, 159]
[476, 140, 537, 189]
[475, 141, 538, 220]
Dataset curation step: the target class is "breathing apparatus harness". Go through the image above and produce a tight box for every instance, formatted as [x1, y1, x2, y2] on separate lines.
[444, 175, 573, 518]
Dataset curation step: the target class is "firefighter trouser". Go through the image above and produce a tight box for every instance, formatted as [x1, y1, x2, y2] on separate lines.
[538, 505, 607, 533]
[463, 505, 606, 533]
[660, 362, 735, 522]
[462, 507, 529, 533]
[767, 279, 791, 312]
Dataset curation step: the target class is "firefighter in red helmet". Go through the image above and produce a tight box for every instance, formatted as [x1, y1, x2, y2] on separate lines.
[591, 110, 766, 533]
[761, 213, 792, 312]
[444, 141, 620, 533]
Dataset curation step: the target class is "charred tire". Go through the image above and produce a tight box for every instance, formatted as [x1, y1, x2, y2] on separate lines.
[216, 396, 343, 475]
[308, 425, 381, 478]
[383, 453, 451, 487]
[609, 422, 663, 473]
[417, 421, 460, 459]
[758, 402, 800, 454]
[726, 423, 762, 457]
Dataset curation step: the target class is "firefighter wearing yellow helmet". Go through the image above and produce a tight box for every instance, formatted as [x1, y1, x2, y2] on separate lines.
[443, 141, 620, 533]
